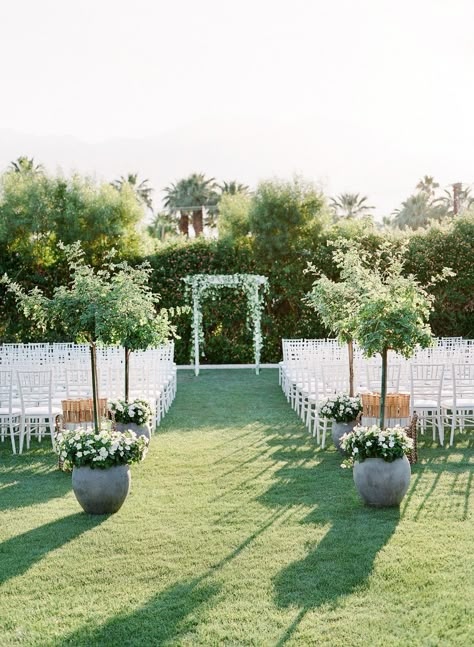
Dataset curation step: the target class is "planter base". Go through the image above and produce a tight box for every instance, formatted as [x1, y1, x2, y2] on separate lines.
[332, 420, 358, 454]
[72, 465, 131, 514]
[353, 456, 411, 507]
[115, 422, 151, 440]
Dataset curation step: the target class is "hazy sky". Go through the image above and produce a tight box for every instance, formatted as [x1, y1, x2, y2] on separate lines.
[1, 0, 473, 215]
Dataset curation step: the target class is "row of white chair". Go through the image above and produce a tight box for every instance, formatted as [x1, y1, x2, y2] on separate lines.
[0, 343, 177, 453]
[281, 339, 474, 447]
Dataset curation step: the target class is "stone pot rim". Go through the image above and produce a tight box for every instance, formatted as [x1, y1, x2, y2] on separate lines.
[353, 455, 409, 466]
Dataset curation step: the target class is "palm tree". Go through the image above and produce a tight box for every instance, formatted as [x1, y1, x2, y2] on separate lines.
[416, 175, 439, 198]
[434, 184, 474, 216]
[163, 173, 217, 237]
[147, 212, 177, 242]
[329, 193, 374, 219]
[163, 180, 190, 236]
[8, 156, 43, 174]
[112, 173, 153, 211]
[391, 193, 446, 229]
[219, 181, 250, 196]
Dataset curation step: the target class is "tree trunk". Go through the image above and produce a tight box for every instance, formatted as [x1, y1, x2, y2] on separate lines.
[179, 212, 189, 237]
[348, 339, 354, 397]
[192, 208, 204, 237]
[124, 346, 130, 402]
[90, 342, 100, 432]
[379, 347, 388, 429]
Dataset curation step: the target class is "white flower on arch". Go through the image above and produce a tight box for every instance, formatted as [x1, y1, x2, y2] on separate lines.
[183, 273, 269, 375]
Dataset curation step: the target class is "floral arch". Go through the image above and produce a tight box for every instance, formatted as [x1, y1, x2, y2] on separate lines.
[183, 274, 269, 375]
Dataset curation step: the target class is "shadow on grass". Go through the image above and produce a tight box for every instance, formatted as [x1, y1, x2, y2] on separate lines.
[0, 513, 107, 586]
[259, 426, 474, 644]
[55, 510, 285, 646]
[56, 578, 220, 647]
[257, 432, 400, 645]
[0, 446, 71, 512]
[402, 444, 473, 521]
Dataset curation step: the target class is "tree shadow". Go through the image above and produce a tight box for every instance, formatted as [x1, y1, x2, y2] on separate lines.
[55, 577, 220, 647]
[259, 426, 473, 644]
[0, 446, 71, 512]
[0, 513, 106, 586]
[258, 449, 400, 645]
[54, 510, 285, 646]
[401, 445, 473, 521]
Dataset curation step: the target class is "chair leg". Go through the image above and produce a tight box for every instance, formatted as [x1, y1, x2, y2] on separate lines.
[437, 411, 444, 446]
[321, 420, 327, 449]
[19, 418, 26, 454]
[313, 415, 320, 443]
[48, 419, 56, 452]
[450, 410, 456, 446]
[9, 418, 17, 454]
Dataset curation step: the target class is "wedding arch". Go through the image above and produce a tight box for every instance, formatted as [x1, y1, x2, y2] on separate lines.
[183, 274, 269, 375]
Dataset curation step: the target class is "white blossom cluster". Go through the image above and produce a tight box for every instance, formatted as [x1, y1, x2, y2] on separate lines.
[340, 424, 414, 468]
[319, 394, 362, 423]
[109, 399, 152, 425]
[55, 427, 149, 469]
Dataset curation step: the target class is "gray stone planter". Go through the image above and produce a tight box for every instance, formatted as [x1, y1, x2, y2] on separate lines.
[115, 422, 151, 441]
[72, 465, 131, 514]
[332, 419, 358, 454]
[353, 456, 411, 507]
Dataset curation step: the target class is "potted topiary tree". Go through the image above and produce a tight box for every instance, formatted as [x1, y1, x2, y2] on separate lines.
[304, 242, 372, 449]
[351, 243, 452, 429]
[339, 242, 453, 506]
[318, 393, 362, 454]
[99, 259, 185, 439]
[1, 243, 180, 513]
[55, 427, 148, 513]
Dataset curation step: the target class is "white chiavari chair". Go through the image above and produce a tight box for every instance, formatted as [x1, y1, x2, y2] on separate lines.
[410, 363, 445, 444]
[0, 369, 22, 453]
[16, 368, 61, 453]
[441, 363, 474, 446]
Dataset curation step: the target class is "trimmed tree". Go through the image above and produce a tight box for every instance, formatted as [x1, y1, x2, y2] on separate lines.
[1, 243, 181, 431]
[104, 259, 185, 401]
[352, 244, 453, 428]
[304, 242, 373, 397]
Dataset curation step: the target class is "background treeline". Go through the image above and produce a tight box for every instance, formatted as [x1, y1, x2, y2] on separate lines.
[0, 164, 473, 363]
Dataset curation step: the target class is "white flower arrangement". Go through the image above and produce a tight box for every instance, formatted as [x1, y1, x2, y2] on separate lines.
[340, 424, 414, 468]
[319, 394, 362, 423]
[55, 428, 149, 470]
[109, 398, 152, 426]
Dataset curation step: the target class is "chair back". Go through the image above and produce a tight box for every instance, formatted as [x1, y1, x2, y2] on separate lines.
[452, 363, 474, 401]
[65, 367, 93, 399]
[321, 363, 349, 396]
[16, 369, 53, 409]
[0, 369, 14, 411]
[410, 363, 444, 402]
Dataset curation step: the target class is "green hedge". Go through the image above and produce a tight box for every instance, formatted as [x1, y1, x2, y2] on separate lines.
[1, 216, 474, 362]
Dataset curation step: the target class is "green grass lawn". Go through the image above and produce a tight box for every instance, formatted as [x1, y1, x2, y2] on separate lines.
[0, 369, 473, 646]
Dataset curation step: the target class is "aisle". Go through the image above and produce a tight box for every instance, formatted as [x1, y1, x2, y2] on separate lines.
[0, 370, 471, 646]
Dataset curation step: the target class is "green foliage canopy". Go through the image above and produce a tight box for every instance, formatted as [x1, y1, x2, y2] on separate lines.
[217, 192, 252, 241]
[0, 170, 145, 266]
[1, 242, 179, 349]
[352, 243, 452, 358]
[249, 177, 328, 260]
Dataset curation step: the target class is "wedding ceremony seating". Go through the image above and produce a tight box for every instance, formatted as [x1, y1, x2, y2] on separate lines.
[281, 337, 474, 446]
[0, 342, 177, 453]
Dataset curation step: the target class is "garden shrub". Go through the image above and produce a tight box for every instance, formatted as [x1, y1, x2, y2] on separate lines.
[1, 212, 474, 362]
